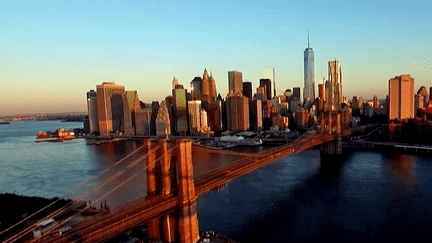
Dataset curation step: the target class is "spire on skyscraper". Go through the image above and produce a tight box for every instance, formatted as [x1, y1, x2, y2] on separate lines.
[308, 31, 310, 48]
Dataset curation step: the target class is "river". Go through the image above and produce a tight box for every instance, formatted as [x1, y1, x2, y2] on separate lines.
[2, 120, 432, 242]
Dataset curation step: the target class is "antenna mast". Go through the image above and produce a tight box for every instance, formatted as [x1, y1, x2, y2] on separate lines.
[273, 68, 276, 98]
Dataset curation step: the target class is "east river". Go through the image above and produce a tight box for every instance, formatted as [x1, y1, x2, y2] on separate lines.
[2, 121, 432, 242]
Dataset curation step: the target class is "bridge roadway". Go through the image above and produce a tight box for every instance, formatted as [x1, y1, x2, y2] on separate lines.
[42, 130, 351, 243]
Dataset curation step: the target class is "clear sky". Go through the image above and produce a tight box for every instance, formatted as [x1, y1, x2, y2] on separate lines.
[1, 0, 431, 116]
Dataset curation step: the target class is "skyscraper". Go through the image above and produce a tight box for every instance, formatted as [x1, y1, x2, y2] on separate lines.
[292, 87, 301, 100]
[226, 93, 249, 131]
[173, 86, 189, 135]
[243, 82, 252, 99]
[325, 60, 342, 111]
[156, 101, 171, 137]
[201, 69, 210, 100]
[228, 71, 242, 95]
[304, 34, 315, 104]
[190, 77, 202, 100]
[96, 82, 133, 136]
[209, 72, 217, 101]
[389, 74, 414, 120]
[86, 90, 99, 134]
[259, 78, 272, 101]
[134, 108, 152, 136]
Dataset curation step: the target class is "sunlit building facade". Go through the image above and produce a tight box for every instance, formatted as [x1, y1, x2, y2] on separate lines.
[156, 101, 171, 137]
[304, 38, 315, 104]
[173, 86, 189, 135]
[226, 94, 249, 131]
[389, 74, 414, 120]
[325, 60, 342, 111]
[228, 71, 243, 95]
[96, 82, 133, 136]
[188, 100, 202, 134]
[260, 78, 272, 101]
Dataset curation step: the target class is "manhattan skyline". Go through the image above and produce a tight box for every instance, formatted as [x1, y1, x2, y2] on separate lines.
[1, 0, 431, 116]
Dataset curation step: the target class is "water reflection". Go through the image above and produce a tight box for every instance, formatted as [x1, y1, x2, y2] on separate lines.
[83, 139, 246, 209]
[85, 140, 147, 209]
[386, 153, 416, 187]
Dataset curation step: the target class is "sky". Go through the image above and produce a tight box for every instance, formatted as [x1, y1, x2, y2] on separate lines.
[1, 0, 431, 116]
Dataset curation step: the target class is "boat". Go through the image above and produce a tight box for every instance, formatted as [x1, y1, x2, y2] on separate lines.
[36, 128, 76, 142]
[0, 121, 10, 125]
[238, 139, 263, 147]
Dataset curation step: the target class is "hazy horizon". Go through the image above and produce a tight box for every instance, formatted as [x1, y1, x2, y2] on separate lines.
[1, 0, 430, 116]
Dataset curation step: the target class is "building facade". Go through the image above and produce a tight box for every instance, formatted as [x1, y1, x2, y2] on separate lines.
[86, 90, 99, 134]
[155, 101, 171, 137]
[259, 78, 272, 101]
[243, 82, 252, 99]
[389, 74, 414, 120]
[173, 87, 189, 135]
[188, 100, 202, 134]
[135, 108, 152, 136]
[228, 71, 243, 95]
[95, 82, 133, 136]
[304, 37, 315, 104]
[226, 94, 249, 131]
[325, 60, 343, 111]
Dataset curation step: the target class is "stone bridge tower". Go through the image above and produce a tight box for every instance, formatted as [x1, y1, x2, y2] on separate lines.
[145, 139, 199, 243]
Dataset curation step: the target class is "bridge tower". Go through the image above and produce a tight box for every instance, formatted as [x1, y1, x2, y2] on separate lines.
[145, 139, 199, 243]
[320, 112, 343, 157]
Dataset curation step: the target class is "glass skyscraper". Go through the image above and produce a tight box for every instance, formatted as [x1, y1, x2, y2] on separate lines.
[303, 35, 315, 104]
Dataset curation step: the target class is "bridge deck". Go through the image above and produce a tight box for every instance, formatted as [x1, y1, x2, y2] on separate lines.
[38, 130, 352, 243]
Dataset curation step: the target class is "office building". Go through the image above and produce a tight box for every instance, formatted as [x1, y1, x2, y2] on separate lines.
[325, 60, 343, 111]
[272, 116, 289, 129]
[207, 100, 223, 134]
[190, 69, 217, 102]
[190, 77, 202, 100]
[173, 86, 189, 135]
[209, 73, 217, 101]
[289, 99, 302, 113]
[135, 108, 152, 136]
[96, 82, 133, 136]
[150, 101, 160, 136]
[125, 91, 140, 111]
[373, 96, 379, 109]
[296, 109, 309, 129]
[201, 69, 210, 101]
[188, 100, 202, 134]
[389, 74, 414, 120]
[172, 77, 179, 90]
[228, 71, 242, 95]
[292, 87, 301, 100]
[156, 101, 171, 137]
[260, 78, 272, 101]
[86, 90, 99, 134]
[226, 94, 249, 131]
[125, 91, 141, 131]
[200, 109, 211, 133]
[250, 99, 263, 131]
[243, 82, 252, 99]
[415, 86, 429, 110]
[303, 34, 315, 103]
[256, 85, 267, 101]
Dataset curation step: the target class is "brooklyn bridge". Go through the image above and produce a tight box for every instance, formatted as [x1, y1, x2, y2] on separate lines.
[3, 113, 352, 243]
